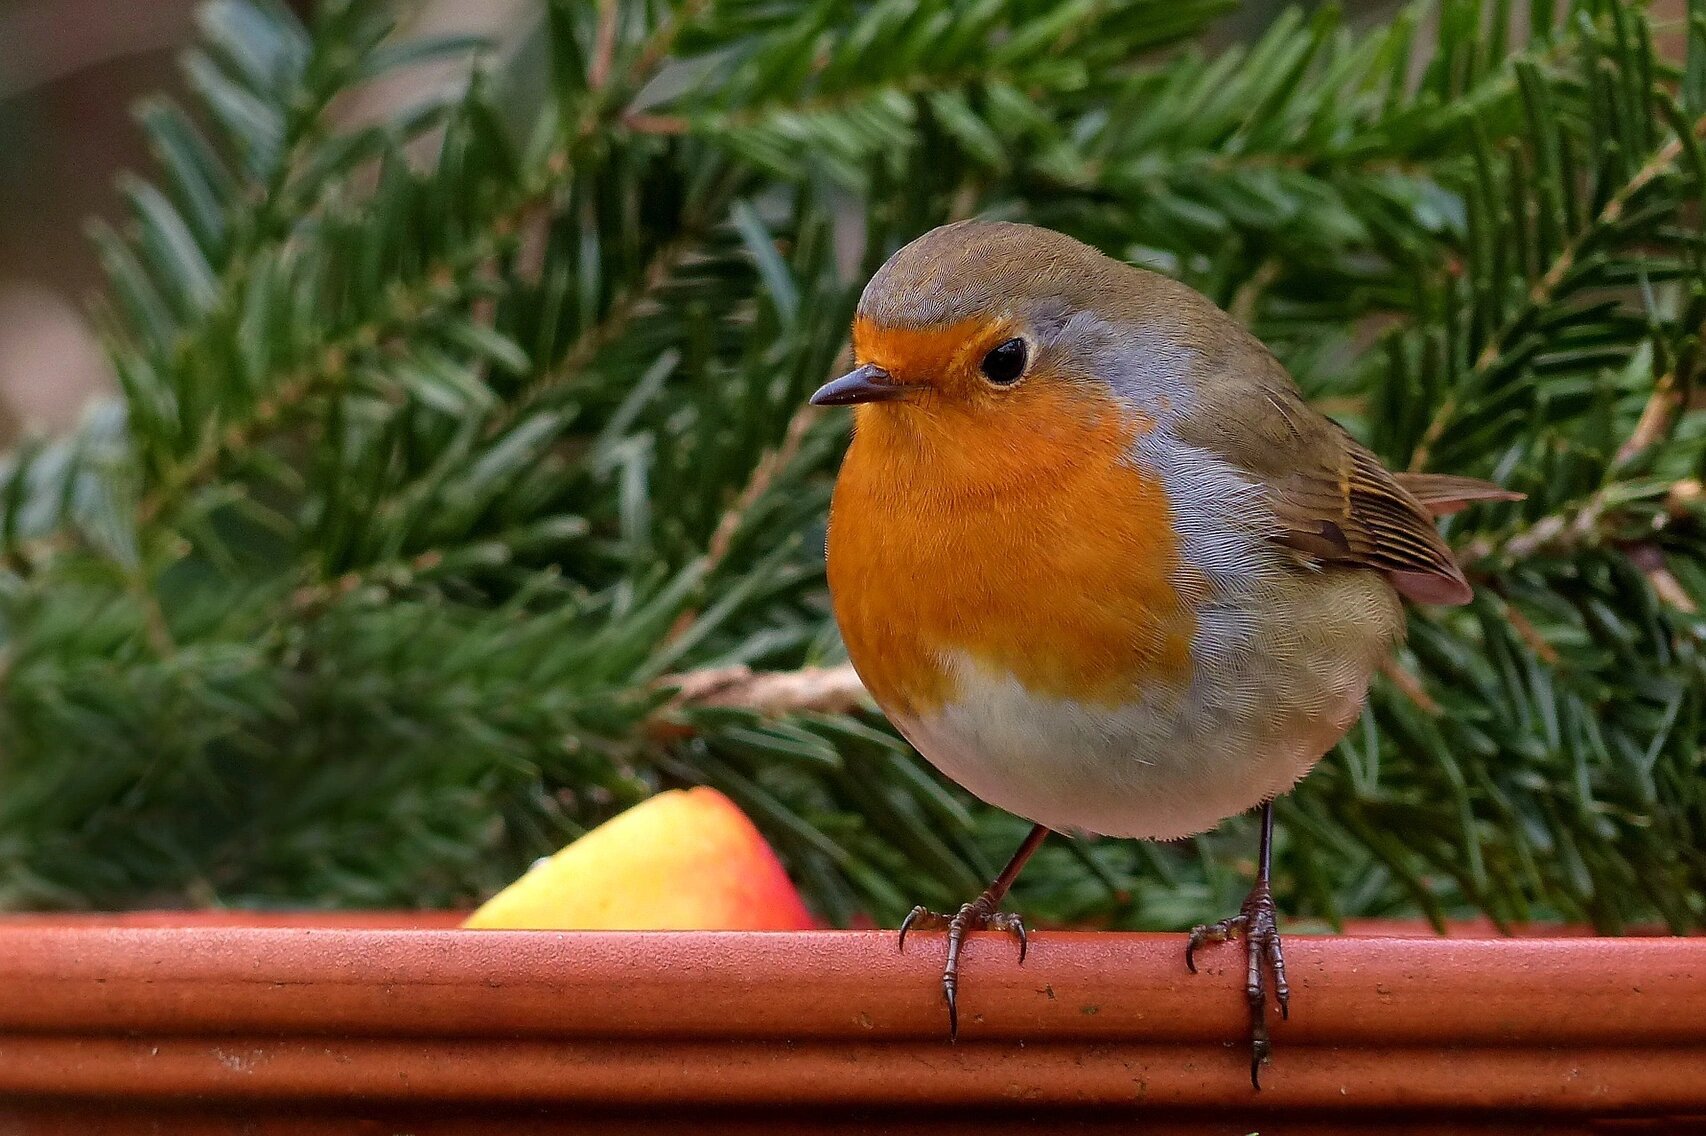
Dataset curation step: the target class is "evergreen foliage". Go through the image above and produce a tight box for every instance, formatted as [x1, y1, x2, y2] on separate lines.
[0, 0, 1701, 931]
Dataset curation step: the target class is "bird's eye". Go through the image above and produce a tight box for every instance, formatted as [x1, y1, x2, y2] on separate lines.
[980, 338, 1028, 386]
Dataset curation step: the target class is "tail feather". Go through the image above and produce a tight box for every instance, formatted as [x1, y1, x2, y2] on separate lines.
[1392, 472, 1524, 517]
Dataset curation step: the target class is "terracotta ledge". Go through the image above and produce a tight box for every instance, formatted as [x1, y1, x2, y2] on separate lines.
[0, 919, 1702, 1131]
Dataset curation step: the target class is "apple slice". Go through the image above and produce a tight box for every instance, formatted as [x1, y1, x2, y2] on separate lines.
[464, 787, 815, 930]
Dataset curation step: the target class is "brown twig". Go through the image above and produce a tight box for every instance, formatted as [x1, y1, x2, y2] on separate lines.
[1625, 543, 1700, 614]
[623, 111, 691, 134]
[704, 405, 817, 573]
[137, 365, 326, 527]
[631, 0, 713, 81]
[657, 662, 868, 717]
[1617, 369, 1684, 466]
[663, 399, 825, 645]
[501, 221, 706, 431]
[1379, 656, 1440, 714]
[1229, 259, 1281, 328]
[1614, 311, 1706, 467]
[1501, 598, 1561, 665]
[588, 0, 619, 91]
[511, 202, 554, 287]
[646, 662, 869, 741]
[1668, 478, 1704, 515]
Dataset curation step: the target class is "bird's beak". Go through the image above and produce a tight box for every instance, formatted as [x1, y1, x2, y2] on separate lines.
[809, 363, 907, 406]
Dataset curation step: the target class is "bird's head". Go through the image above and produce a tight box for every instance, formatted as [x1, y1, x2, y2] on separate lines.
[810, 220, 1202, 436]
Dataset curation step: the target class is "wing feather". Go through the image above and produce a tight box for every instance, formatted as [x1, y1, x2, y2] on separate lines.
[1172, 351, 1496, 606]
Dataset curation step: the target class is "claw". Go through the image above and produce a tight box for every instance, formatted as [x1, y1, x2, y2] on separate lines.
[897, 905, 928, 953]
[1185, 882, 1286, 1090]
[897, 895, 1028, 1041]
[1185, 912, 1245, 975]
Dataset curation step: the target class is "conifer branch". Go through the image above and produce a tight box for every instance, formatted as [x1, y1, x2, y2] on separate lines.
[3, 0, 1702, 930]
[1409, 109, 1706, 472]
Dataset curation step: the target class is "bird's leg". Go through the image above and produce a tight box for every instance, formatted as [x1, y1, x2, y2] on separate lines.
[899, 823, 1049, 1041]
[1185, 800, 1290, 1090]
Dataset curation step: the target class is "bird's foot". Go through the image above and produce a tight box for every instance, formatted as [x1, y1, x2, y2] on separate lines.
[1185, 880, 1290, 1090]
[898, 892, 1028, 1041]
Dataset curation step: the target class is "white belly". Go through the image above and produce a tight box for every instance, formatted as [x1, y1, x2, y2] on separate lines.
[887, 571, 1402, 840]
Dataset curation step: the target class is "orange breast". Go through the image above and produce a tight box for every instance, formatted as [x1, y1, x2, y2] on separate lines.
[827, 386, 1193, 719]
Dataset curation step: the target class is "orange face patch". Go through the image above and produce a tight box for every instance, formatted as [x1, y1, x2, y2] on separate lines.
[826, 355, 1191, 718]
[851, 314, 1020, 402]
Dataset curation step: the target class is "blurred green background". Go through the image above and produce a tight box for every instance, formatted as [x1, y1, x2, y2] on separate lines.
[0, 0, 1424, 443]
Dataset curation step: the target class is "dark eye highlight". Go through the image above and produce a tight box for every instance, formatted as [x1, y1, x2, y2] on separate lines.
[980, 338, 1028, 385]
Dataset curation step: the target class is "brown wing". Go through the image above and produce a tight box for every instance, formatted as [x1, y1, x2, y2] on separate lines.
[1268, 440, 1474, 605]
[1174, 351, 1487, 607]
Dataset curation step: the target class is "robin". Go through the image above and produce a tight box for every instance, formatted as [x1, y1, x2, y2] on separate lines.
[810, 220, 1518, 1087]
